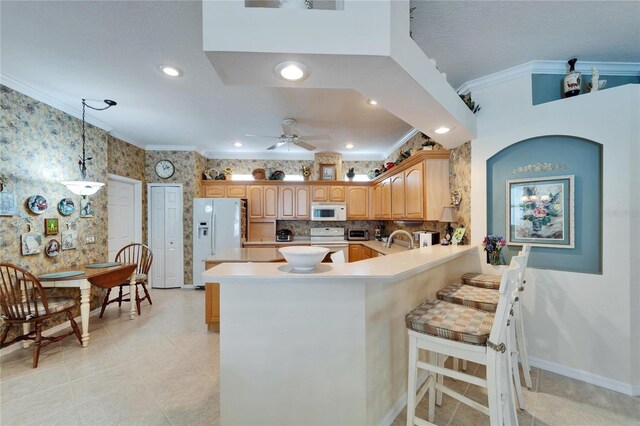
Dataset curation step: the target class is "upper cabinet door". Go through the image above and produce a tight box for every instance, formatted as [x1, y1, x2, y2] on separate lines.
[248, 186, 264, 218]
[278, 186, 296, 219]
[226, 185, 247, 198]
[425, 159, 450, 221]
[346, 187, 368, 219]
[391, 174, 405, 219]
[312, 186, 328, 202]
[404, 163, 425, 220]
[381, 179, 392, 219]
[263, 186, 278, 218]
[329, 186, 345, 202]
[372, 184, 383, 219]
[295, 186, 310, 219]
[204, 185, 225, 198]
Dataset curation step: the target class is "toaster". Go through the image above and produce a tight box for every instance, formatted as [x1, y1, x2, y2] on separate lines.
[347, 229, 369, 241]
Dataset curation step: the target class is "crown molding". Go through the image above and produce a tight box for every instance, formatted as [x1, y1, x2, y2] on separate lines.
[457, 60, 640, 95]
[204, 151, 315, 160]
[0, 73, 115, 132]
[145, 145, 196, 152]
[383, 128, 419, 159]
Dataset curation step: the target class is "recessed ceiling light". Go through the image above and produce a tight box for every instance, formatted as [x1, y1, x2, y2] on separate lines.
[367, 99, 378, 105]
[274, 61, 309, 81]
[159, 65, 182, 77]
[345, 143, 354, 149]
[434, 126, 452, 134]
[234, 142, 243, 147]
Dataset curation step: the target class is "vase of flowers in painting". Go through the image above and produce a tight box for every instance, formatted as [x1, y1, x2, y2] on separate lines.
[483, 234, 506, 265]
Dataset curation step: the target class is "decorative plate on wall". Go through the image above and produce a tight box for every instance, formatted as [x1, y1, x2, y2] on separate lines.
[45, 239, 60, 257]
[58, 198, 75, 216]
[27, 195, 48, 214]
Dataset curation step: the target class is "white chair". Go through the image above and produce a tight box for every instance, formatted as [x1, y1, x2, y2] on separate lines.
[405, 258, 524, 425]
[456, 245, 533, 391]
[330, 251, 345, 263]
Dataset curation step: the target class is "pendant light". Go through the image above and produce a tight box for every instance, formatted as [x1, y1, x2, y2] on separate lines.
[61, 98, 117, 196]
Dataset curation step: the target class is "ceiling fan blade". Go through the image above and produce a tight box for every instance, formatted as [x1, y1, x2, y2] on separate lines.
[245, 133, 281, 139]
[294, 140, 316, 151]
[267, 140, 287, 150]
[298, 134, 331, 141]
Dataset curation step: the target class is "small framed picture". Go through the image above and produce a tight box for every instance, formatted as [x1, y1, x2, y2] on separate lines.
[21, 232, 42, 255]
[0, 192, 17, 216]
[45, 239, 60, 257]
[80, 198, 94, 218]
[44, 218, 59, 235]
[451, 227, 466, 245]
[61, 229, 78, 250]
[320, 163, 336, 181]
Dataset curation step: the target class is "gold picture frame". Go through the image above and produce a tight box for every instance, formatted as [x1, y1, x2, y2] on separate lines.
[320, 163, 336, 181]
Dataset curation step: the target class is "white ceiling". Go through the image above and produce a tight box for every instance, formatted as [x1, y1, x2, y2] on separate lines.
[2, 1, 638, 158]
[410, 0, 640, 89]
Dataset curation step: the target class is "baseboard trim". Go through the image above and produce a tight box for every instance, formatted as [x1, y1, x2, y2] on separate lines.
[529, 356, 639, 396]
[379, 371, 428, 426]
[0, 307, 102, 357]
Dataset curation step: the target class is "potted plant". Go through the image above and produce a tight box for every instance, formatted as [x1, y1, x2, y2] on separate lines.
[346, 167, 355, 181]
[421, 138, 437, 151]
[301, 165, 311, 181]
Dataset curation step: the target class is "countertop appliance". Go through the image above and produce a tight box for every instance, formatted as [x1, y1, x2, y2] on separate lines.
[347, 229, 369, 241]
[310, 227, 349, 262]
[276, 229, 293, 242]
[310, 203, 347, 222]
[193, 198, 246, 287]
[415, 231, 440, 248]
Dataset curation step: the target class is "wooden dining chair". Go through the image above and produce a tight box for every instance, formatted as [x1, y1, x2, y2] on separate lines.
[0, 263, 82, 368]
[99, 244, 153, 317]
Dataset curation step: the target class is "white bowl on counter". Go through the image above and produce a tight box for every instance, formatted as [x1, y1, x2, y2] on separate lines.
[278, 246, 330, 272]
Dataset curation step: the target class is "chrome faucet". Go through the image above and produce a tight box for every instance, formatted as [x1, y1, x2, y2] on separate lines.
[385, 230, 415, 249]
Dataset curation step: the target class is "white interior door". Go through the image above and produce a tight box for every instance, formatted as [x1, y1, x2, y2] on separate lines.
[149, 185, 183, 288]
[108, 177, 138, 261]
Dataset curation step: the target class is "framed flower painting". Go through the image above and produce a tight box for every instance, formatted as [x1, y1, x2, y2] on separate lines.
[506, 175, 575, 248]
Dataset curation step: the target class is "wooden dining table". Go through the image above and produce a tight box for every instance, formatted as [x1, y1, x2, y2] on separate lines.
[35, 263, 138, 347]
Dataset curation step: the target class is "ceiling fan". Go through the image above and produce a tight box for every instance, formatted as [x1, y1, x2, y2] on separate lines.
[245, 118, 331, 151]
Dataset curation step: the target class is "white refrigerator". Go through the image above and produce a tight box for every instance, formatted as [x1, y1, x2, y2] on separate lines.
[193, 198, 244, 287]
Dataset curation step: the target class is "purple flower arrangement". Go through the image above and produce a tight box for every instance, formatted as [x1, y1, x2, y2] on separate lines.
[483, 235, 506, 265]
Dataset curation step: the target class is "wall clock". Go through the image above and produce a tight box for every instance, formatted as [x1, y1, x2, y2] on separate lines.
[155, 160, 175, 179]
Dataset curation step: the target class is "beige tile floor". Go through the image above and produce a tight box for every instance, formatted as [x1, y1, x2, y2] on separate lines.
[1, 288, 219, 426]
[2, 288, 639, 426]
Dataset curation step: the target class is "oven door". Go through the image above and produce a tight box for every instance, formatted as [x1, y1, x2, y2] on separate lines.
[311, 243, 349, 262]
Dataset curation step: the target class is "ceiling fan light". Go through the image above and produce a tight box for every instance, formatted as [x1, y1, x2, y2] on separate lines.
[61, 181, 105, 196]
[345, 143, 354, 149]
[234, 142, 243, 147]
[274, 61, 308, 82]
[367, 99, 378, 106]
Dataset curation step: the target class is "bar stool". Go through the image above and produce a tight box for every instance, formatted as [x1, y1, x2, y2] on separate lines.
[405, 261, 524, 425]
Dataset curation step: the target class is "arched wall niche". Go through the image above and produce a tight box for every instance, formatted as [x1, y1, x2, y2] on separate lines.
[486, 135, 603, 274]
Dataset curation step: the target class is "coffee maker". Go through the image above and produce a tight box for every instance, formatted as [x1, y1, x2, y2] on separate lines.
[374, 224, 384, 241]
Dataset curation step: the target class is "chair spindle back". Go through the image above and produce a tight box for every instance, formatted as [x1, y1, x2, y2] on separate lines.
[115, 244, 153, 275]
[0, 263, 49, 321]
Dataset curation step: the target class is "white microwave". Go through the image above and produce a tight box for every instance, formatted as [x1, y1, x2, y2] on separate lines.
[311, 203, 347, 221]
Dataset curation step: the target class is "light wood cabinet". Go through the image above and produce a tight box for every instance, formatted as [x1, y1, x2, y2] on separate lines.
[248, 185, 277, 219]
[381, 178, 392, 219]
[248, 220, 276, 242]
[226, 185, 246, 198]
[278, 185, 310, 220]
[204, 186, 225, 198]
[425, 159, 450, 221]
[346, 186, 369, 219]
[372, 184, 383, 219]
[296, 186, 310, 219]
[404, 163, 425, 220]
[204, 275, 220, 331]
[391, 174, 405, 219]
[312, 185, 345, 202]
[349, 244, 381, 262]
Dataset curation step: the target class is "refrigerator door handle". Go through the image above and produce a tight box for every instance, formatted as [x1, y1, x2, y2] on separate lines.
[211, 212, 216, 255]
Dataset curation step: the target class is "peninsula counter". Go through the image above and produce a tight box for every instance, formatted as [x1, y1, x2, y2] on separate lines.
[203, 244, 481, 425]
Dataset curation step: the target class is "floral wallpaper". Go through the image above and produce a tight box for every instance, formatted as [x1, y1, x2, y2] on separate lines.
[194, 152, 207, 197]
[449, 142, 471, 242]
[313, 152, 343, 181]
[384, 132, 446, 165]
[107, 135, 147, 242]
[206, 158, 315, 178]
[0, 85, 109, 338]
[145, 150, 196, 285]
